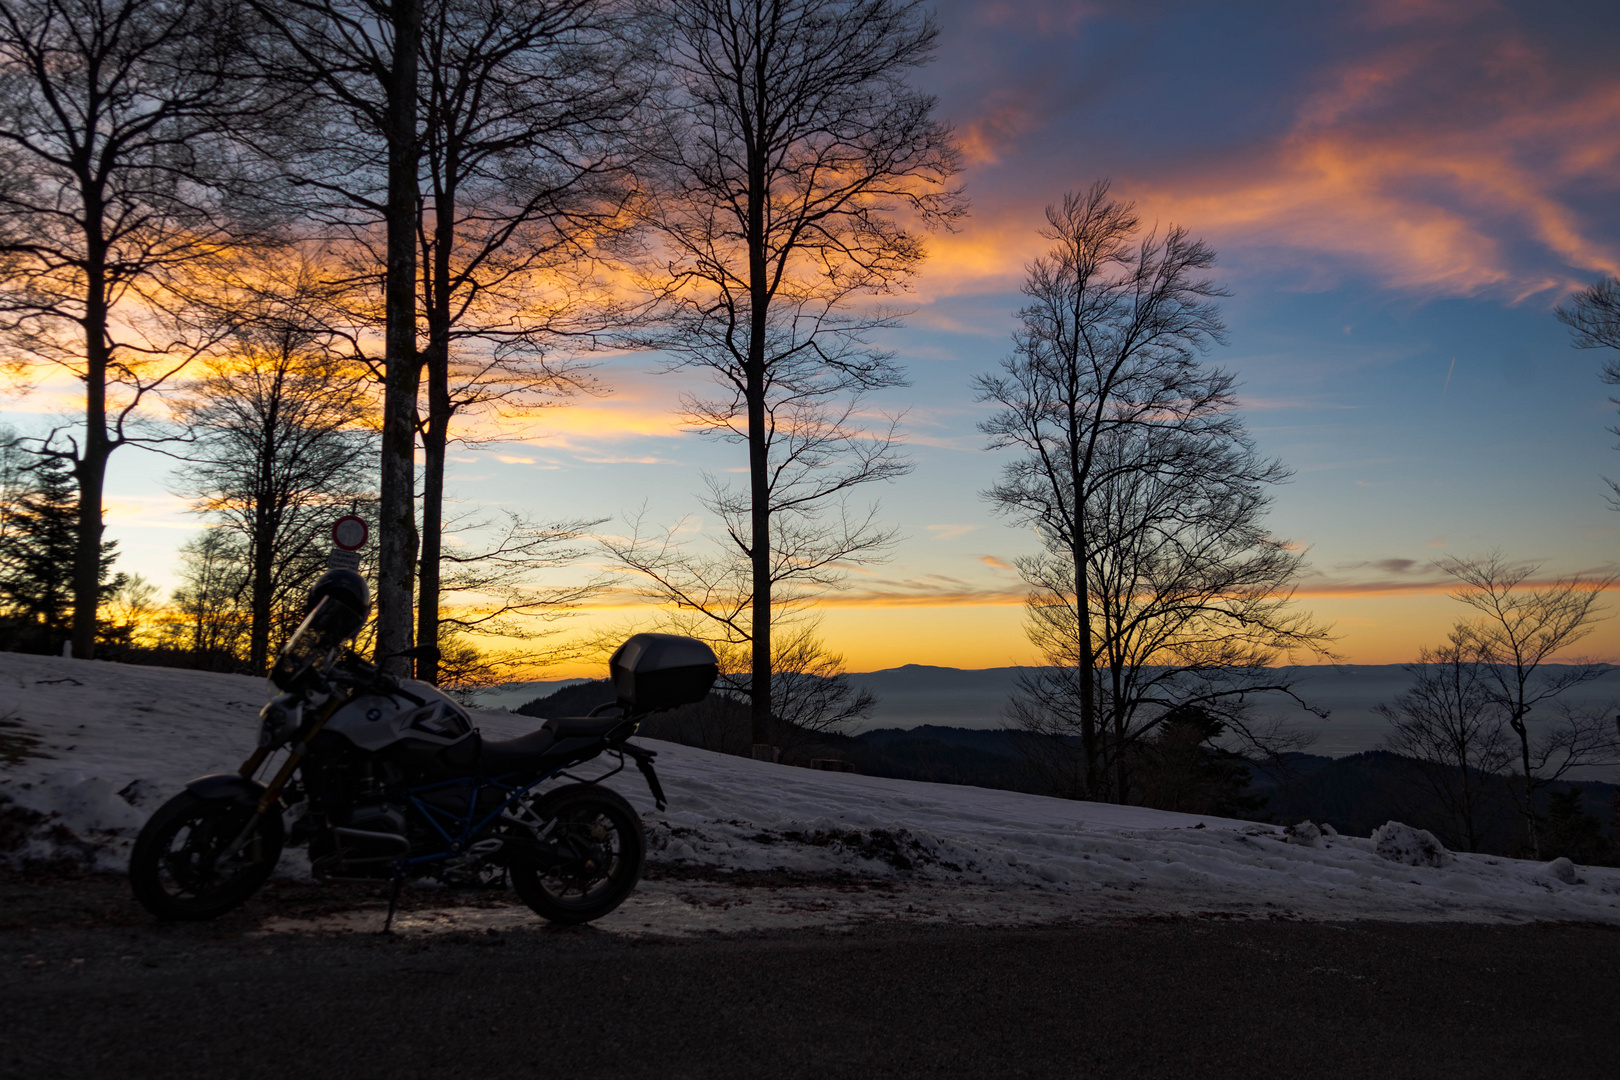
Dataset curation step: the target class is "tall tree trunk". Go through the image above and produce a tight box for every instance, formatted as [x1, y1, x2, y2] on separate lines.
[1512, 712, 1539, 857]
[70, 246, 110, 660]
[416, 417, 445, 682]
[247, 388, 280, 674]
[1459, 760, 1479, 853]
[376, 0, 423, 674]
[249, 511, 273, 673]
[70, 432, 107, 659]
[1113, 711, 1129, 805]
[416, 342, 450, 685]
[747, 344, 770, 745]
[413, 185, 455, 685]
[745, 46, 772, 749]
[1073, 533, 1098, 795]
[1107, 662, 1128, 804]
[1067, 371, 1098, 795]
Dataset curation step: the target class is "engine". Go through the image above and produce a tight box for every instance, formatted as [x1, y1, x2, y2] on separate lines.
[305, 798, 409, 881]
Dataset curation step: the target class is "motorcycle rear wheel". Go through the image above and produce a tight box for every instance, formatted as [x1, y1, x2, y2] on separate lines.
[129, 791, 285, 920]
[509, 784, 644, 925]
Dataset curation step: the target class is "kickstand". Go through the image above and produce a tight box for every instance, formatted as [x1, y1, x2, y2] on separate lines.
[380, 874, 404, 936]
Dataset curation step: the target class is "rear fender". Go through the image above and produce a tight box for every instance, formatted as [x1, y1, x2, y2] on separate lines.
[185, 774, 271, 808]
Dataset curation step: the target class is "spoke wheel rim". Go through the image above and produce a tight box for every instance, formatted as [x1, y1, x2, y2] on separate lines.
[537, 812, 623, 905]
[154, 808, 261, 901]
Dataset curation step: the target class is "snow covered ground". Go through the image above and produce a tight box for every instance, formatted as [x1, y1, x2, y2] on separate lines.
[3, 651, 1619, 932]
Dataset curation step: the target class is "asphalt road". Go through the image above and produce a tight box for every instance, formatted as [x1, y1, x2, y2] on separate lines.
[3, 895, 1618, 1080]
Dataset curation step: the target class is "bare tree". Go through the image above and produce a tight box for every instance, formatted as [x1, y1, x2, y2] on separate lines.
[765, 620, 876, 740]
[431, 509, 606, 676]
[100, 572, 161, 652]
[170, 525, 249, 668]
[698, 614, 875, 754]
[170, 250, 377, 673]
[1437, 553, 1620, 856]
[0, 0, 262, 657]
[976, 183, 1330, 804]
[603, 441, 896, 748]
[634, 0, 963, 745]
[1557, 275, 1620, 506]
[410, 0, 643, 682]
[1377, 635, 1516, 852]
[242, 0, 641, 678]
[1559, 276, 1620, 352]
[244, 0, 425, 672]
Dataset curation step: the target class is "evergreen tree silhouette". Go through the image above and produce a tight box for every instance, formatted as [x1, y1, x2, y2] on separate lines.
[0, 454, 121, 653]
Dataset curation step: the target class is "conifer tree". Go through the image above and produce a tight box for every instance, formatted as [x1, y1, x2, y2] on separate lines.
[0, 451, 121, 653]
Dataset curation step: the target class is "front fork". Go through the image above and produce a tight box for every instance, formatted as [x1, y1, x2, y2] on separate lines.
[220, 696, 345, 860]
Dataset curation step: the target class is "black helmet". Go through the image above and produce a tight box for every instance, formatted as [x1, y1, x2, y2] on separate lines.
[305, 569, 370, 643]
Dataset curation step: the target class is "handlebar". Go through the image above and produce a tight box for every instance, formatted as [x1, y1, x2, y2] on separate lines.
[330, 651, 428, 706]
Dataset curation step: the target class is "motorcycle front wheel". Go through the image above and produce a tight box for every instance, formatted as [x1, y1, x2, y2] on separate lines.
[129, 791, 285, 920]
[509, 784, 644, 925]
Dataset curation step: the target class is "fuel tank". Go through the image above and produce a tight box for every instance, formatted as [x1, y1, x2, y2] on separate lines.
[324, 679, 476, 753]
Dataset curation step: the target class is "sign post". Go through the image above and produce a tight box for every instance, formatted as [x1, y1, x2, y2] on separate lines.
[328, 516, 369, 570]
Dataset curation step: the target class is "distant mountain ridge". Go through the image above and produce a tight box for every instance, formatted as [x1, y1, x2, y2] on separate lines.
[503, 679, 1620, 859]
[844, 663, 1620, 760]
[496, 663, 1620, 767]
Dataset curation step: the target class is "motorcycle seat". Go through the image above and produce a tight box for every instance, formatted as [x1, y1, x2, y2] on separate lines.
[471, 728, 559, 773]
[543, 715, 624, 740]
[468, 716, 624, 774]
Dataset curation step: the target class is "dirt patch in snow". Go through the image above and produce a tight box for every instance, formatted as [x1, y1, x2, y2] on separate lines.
[0, 714, 51, 768]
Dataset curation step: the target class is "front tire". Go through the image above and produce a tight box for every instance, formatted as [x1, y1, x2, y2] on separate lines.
[129, 791, 284, 920]
[509, 785, 644, 925]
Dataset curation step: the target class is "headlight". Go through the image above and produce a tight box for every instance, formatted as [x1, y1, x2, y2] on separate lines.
[258, 694, 304, 749]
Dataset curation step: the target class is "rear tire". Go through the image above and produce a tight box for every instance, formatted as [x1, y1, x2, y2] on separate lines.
[509, 785, 644, 925]
[129, 791, 284, 920]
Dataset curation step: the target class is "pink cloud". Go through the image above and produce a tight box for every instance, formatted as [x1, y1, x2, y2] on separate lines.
[917, 7, 1620, 304]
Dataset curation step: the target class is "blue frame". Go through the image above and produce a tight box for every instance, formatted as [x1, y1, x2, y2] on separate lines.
[399, 769, 561, 871]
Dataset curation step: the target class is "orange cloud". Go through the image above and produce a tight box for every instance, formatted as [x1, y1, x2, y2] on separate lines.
[916, 15, 1620, 305]
[958, 93, 1043, 168]
[573, 567, 1620, 611]
[815, 584, 1028, 608]
[908, 212, 1036, 300]
[1144, 35, 1620, 300]
[431, 363, 710, 452]
[1293, 570, 1620, 599]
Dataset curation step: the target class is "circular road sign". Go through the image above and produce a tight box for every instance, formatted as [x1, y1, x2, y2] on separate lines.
[332, 515, 369, 551]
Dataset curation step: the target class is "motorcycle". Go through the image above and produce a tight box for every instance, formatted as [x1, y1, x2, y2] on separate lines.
[128, 565, 717, 928]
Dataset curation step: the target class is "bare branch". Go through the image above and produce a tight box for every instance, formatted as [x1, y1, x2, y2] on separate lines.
[978, 180, 1332, 805]
[618, 0, 961, 744]
[1430, 551, 1620, 855]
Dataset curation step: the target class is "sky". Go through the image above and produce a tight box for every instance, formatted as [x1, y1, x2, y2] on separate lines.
[6, 0, 1620, 677]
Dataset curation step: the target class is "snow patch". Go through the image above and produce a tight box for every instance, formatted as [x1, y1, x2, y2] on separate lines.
[1285, 821, 1324, 848]
[1372, 821, 1454, 869]
[1544, 857, 1579, 885]
[4, 651, 1620, 926]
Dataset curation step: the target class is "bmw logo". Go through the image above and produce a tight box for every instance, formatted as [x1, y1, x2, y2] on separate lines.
[366, 708, 382, 722]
